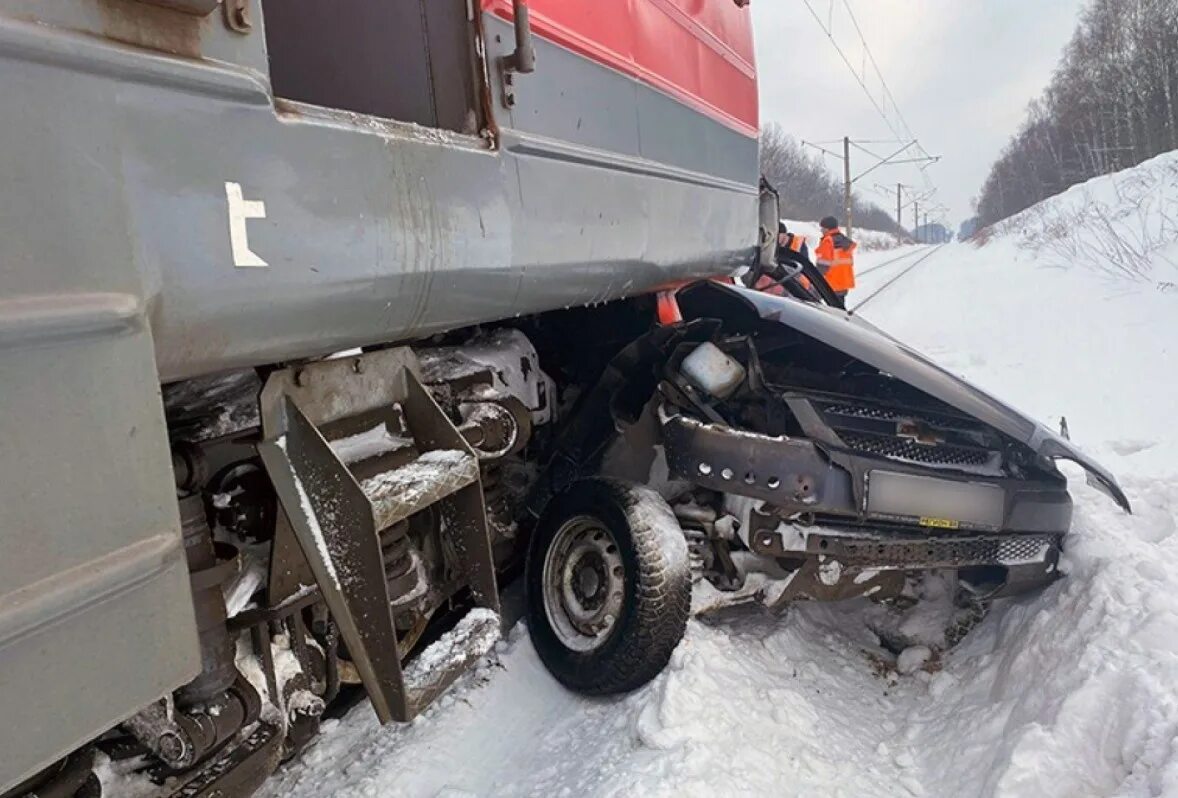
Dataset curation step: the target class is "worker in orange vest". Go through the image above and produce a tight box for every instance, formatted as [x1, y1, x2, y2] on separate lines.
[754, 223, 812, 296]
[815, 216, 857, 300]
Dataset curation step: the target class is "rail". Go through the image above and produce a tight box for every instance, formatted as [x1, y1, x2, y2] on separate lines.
[855, 245, 932, 280]
[851, 244, 948, 311]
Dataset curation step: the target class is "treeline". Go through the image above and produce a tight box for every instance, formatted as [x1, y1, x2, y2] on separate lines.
[976, 0, 1178, 226]
[760, 123, 900, 234]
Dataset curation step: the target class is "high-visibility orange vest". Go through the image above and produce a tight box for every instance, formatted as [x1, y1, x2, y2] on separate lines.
[816, 230, 857, 292]
[786, 233, 805, 253]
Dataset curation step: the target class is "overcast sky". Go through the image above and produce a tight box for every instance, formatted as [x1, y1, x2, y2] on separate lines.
[752, 0, 1088, 228]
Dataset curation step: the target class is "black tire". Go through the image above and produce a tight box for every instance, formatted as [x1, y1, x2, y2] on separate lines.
[525, 478, 691, 694]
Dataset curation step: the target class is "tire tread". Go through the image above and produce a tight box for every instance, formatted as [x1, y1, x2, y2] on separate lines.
[526, 478, 691, 694]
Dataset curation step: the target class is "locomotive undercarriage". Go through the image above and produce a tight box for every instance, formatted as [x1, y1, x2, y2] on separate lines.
[6, 321, 570, 798]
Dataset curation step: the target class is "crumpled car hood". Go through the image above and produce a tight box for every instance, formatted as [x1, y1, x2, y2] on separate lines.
[701, 282, 1132, 513]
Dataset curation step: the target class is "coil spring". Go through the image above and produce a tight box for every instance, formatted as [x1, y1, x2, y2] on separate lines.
[379, 520, 414, 582]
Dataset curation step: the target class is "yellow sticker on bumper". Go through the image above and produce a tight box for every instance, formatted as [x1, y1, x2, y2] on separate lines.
[919, 516, 960, 530]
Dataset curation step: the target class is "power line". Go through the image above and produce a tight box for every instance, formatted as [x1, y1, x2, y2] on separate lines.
[801, 137, 938, 237]
[799, 0, 941, 202]
[801, 141, 845, 161]
[799, 0, 901, 140]
[839, 0, 937, 192]
[845, 1, 941, 199]
[840, 0, 915, 143]
[812, 138, 905, 146]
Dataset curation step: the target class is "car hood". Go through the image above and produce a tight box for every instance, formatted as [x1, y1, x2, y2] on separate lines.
[705, 283, 1132, 513]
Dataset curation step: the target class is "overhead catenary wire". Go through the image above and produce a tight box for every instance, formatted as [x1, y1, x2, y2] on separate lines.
[799, 0, 946, 226]
[811, 138, 905, 147]
[840, 0, 939, 195]
[799, 0, 904, 142]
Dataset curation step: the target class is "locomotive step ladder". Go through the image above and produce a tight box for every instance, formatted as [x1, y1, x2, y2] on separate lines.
[257, 347, 500, 723]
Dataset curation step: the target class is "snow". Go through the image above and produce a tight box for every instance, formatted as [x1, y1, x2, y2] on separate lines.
[268, 158, 1177, 798]
[895, 646, 933, 675]
[817, 555, 843, 586]
[223, 557, 266, 618]
[329, 423, 412, 465]
[235, 631, 326, 727]
[402, 608, 501, 691]
[992, 150, 1178, 292]
[162, 369, 263, 441]
[93, 753, 159, 798]
[782, 218, 904, 252]
[625, 484, 691, 580]
[359, 450, 475, 524]
[419, 329, 555, 425]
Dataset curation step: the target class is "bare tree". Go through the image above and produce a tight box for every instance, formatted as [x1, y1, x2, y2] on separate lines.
[760, 124, 902, 235]
[976, 0, 1178, 227]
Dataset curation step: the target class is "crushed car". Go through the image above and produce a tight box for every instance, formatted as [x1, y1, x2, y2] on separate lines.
[521, 276, 1131, 688]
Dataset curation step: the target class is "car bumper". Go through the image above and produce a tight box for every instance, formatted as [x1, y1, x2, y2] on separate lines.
[660, 410, 1068, 602]
[661, 411, 1073, 535]
[742, 504, 1060, 604]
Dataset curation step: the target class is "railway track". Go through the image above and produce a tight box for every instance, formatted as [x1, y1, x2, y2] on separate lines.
[854, 245, 933, 280]
[852, 244, 948, 311]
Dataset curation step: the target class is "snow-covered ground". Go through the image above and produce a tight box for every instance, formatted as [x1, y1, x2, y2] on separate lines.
[782, 219, 903, 252]
[266, 161, 1178, 798]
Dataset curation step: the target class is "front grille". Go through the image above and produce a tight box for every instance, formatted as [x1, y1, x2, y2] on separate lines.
[820, 401, 975, 431]
[823, 403, 903, 421]
[838, 430, 994, 468]
[831, 533, 1059, 568]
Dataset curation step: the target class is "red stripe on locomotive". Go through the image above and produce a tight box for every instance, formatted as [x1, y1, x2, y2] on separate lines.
[483, 0, 758, 137]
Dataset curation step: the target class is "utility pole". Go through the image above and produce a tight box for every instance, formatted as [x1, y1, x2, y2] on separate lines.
[895, 183, 902, 245]
[843, 136, 853, 238]
[803, 139, 938, 240]
[914, 200, 919, 243]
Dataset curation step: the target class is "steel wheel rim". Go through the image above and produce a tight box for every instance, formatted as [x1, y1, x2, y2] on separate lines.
[541, 515, 626, 652]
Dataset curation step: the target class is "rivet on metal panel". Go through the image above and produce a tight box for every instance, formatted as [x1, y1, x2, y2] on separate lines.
[223, 0, 252, 33]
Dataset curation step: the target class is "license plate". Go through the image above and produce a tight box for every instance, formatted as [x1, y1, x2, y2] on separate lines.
[867, 471, 1004, 529]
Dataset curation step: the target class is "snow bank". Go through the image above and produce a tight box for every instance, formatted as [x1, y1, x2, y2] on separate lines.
[782, 218, 902, 252]
[857, 154, 1178, 796]
[864, 182, 1178, 476]
[900, 487, 1178, 797]
[987, 149, 1178, 291]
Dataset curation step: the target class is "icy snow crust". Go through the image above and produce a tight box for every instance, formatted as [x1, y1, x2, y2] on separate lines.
[329, 423, 412, 465]
[265, 163, 1178, 797]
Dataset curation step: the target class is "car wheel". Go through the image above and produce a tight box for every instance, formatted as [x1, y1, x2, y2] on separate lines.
[525, 478, 691, 694]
